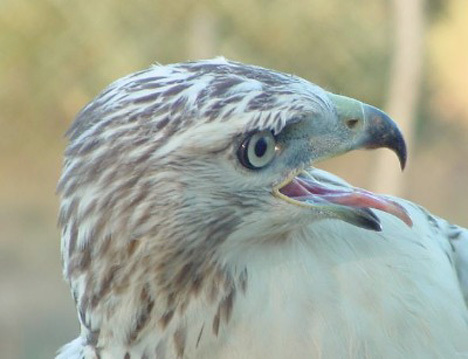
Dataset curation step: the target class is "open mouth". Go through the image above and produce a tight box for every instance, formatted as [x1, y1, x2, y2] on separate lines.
[273, 169, 413, 230]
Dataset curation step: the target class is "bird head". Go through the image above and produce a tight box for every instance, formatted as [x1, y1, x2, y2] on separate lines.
[57, 58, 411, 354]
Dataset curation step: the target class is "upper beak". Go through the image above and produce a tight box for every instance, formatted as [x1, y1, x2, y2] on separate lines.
[273, 93, 411, 232]
[328, 93, 407, 170]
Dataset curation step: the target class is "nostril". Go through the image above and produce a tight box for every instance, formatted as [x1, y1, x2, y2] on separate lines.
[345, 118, 359, 129]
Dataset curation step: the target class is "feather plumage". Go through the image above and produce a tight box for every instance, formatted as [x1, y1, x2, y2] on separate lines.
[57, 59, 468, 359]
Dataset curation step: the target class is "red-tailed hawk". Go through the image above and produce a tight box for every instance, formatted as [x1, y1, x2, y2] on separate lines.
[57, 58, 468, 359]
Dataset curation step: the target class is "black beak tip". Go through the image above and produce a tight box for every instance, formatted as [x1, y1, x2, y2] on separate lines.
[394, 133, 407, 171]
[347, 208, 383, 232]
[385, 121, 408, 171]
[363, 106, 408, 171]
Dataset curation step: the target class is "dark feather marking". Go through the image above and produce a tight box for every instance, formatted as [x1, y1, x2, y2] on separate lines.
[98, 234, 112, 257]
[444, 250, 454, 266]
[247, 93, 272, 111]
[133, 92, 162, 105]
[98, 179, 127, 213]
[129, 136, 151, 149]
[59, 197, 78, 227]
[166, 291, 176, 309]
[216, 287, 236, 326]
[155, 79, 186, 87]
[138, 79, 166, 90]
[67, 218, 79, 257]
[239, 268, 248, 294]
[69, 112, 121, 147]
[221, 107, 236, 121]
[262, 112, 272, 126]
[212, 283, 236, 336]
[426, 213, 440, 230]
[251, 114, 262, 130]
[78, 295, 90, 327]
[159, 310, 175, 330]
[91, 211, 111, 245]
[190, 273, 203, 297]
[151, 104, 172, 118]
[95, 83, 117, 97]
[449, 230, 462, 240]
[56, 173, 68, 198]
[165, 115, 184, 134]
[162, 84, 190, 98]
[132, 106, 158, 122]
[205, 101, 225, 122]
[170, 96, 188, 115]
[66, 103, 102, 141]
[174, 262, 195, 289]
[67, 246, 91, 277]
[220, 289, 235, 324]
[93, 168, 115, 192]
[274, 112, 282, 123]
[173, 326, 186, 358]
[157, 117, 170, 130]
[127, 239, 141, 257]
[127, 284, 155, 344]
[180, 62, 225, 74]
[124, 353, 130, 359]
[195, 87, 210, 105]
[212, 311, 220, 336]
[71, 137, 101, 156]
[86, 329, 100, 346]
[136, 76, 165, 84]
[91, 265, 120, 308]
[196, 323, 205, 348]
[118, 169, 144, 190]
[223, 94, 244, 105]
[85, 155, 111, 184]
[211, 77, 244, 97]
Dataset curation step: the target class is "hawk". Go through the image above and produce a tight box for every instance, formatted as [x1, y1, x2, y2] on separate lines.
[56, 58, 468, 359]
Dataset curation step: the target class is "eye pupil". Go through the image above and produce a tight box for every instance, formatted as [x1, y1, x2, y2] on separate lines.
[237, 130, 277, 170]
[254, 137, 267, 158]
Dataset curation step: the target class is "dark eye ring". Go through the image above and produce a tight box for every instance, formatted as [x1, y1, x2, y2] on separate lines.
[237, 131, 277, 170]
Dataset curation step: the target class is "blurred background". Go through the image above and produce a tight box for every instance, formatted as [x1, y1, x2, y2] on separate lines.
[1, 0, 467, 358]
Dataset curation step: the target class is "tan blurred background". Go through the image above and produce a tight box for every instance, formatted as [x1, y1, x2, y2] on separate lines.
[1, 0, 467, 358]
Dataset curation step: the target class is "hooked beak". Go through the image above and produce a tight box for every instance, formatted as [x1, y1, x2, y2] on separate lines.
[273, 93, 411, 231]
[328, 93, 407, 170]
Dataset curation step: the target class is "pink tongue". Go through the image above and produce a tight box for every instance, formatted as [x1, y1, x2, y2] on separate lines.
[280, 177, 413, 227]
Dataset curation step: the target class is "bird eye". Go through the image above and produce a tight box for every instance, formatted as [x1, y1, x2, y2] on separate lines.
[238, 131, 277, 169]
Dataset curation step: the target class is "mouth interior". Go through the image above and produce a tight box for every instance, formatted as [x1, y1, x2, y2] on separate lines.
[277, 171, 413, 227]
